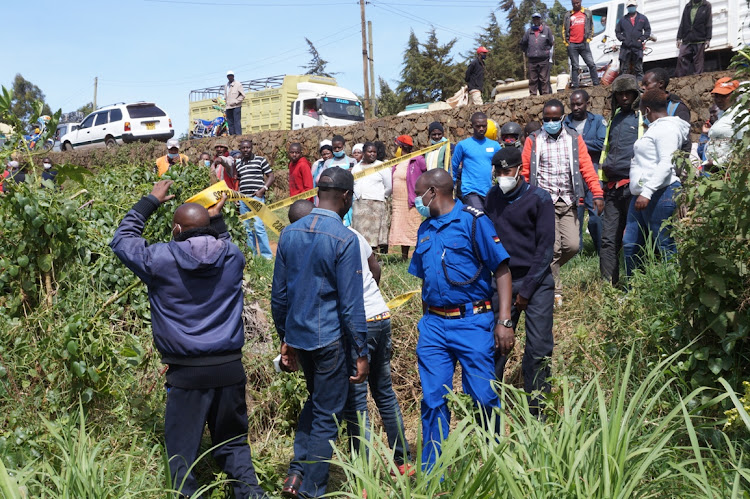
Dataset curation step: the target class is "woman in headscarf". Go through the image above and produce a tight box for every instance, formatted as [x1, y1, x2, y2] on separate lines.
[352, 142, 392, 251]
[311, 140, 333, 187]
[388, 135, 426, 260]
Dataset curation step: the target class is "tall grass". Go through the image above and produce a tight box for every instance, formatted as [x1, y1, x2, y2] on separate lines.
[331, 348, 746, 498]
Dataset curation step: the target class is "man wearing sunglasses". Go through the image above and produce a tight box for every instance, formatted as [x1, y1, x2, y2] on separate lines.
[521, 99, 603, 307]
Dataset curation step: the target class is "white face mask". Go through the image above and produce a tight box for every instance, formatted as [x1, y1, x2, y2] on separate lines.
[497, 169, 520, 194]
[43, 162, 52, 169]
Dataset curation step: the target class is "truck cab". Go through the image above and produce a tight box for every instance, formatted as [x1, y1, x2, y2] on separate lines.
[291, 82, 364, 130]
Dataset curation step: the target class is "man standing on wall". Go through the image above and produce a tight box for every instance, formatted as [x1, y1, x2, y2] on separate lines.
[225, 70, 246, 136]
[676, 0, 713, 76]
[563, 0, 601, 88]
[520, 13, 555, 96]
[465, 47, 489, 105]
[615, 0, 651, 83]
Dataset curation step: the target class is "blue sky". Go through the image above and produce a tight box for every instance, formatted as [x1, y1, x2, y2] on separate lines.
[2, 0, 562, 135]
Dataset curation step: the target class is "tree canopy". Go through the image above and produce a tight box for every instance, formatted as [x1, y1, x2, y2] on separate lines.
[7, 74, 52, 127]
[301, 38, 337, 78]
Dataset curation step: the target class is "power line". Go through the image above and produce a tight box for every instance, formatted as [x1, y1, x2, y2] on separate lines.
[99, 24, 361, 88]
[370, 1, 475, 40]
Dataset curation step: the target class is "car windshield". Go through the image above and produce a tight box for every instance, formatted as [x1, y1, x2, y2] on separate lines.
[592, 8, 607, 37]
[319, 98, 364, 121]
[126, 104, 167, 119]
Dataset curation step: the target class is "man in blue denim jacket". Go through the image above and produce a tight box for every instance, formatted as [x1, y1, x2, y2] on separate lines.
[272, 167, 369, 499]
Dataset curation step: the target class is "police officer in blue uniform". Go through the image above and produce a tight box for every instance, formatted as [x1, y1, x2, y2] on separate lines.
[408, 168, 514, 469]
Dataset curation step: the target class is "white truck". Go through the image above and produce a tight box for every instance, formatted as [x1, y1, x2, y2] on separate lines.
[189, 75, 364, 133]
[584, 0, 749, 73]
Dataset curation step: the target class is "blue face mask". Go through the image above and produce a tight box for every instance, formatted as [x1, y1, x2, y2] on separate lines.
[333, 149, 345, 159]
[167, 153, 179, 159]
[430, 137, 447, 145]
[543, 119, 563, 135]
[627, 6, 637, 14]
[414, 189, 434, 217]
[203, 159, 211, 167]
[531, 24, 541, 31]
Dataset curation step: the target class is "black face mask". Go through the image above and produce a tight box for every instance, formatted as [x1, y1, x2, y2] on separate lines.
[481, 54, 487, 60]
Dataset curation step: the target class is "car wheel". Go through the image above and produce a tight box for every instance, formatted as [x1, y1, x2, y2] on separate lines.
[105, 137, 117, 148]
[63, 142, 74, 151]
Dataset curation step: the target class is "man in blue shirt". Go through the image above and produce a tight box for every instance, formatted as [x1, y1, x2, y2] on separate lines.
[409, 168, 513, 469]
[451, 112, 501, 210]
[271, 167, 369, 498]
[564, 89, 606, 254]
[484, 147, 555, 417]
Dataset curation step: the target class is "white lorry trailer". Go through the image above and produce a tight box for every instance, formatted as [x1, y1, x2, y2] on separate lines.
[581, 0, 749, 73]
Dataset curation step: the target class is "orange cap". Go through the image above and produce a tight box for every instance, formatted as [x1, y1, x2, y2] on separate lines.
[395, 134, 413, 147]
[711, 77, 740, 95]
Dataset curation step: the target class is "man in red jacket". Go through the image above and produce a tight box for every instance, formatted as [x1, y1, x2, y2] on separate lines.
[522, 99, 603, 307]
[288, 142, 313, 199]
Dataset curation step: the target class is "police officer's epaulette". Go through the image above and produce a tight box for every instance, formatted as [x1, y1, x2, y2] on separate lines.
[462, 205, 485, 218]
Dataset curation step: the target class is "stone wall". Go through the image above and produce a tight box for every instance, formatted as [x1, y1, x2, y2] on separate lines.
[52, 70, 730, 171]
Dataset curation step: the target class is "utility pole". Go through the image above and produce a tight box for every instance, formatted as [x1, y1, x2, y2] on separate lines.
[368, 21, 376, 117]
[359, 0, 371, 119]
[93, 77, 98, 110]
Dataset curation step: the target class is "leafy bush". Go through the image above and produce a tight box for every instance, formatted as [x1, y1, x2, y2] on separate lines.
[672, 48, 750, 394]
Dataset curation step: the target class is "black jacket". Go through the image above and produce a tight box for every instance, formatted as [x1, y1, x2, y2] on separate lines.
[465, 57, 485, 91]
[677, 0, 712, 43]
[666, 93, 693, 153]
[601, 108, 639, 182]
[615, 12, 651, 59]
[520, 25, 555, 61]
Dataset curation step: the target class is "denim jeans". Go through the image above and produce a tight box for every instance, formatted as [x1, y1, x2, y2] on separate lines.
[239, 198, 273, 259]
[343, 318, 409, 465]
[568, 42, 600, 86]
[227, 106, 242, 135]
[289, 340, 348, 498]
[623, 181, 679, 278]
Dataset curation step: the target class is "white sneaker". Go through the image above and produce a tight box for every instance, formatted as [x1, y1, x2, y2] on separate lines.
[554, 294, 563, 308]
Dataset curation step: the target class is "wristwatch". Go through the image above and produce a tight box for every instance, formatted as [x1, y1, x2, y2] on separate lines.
[497, 319, 513, 328]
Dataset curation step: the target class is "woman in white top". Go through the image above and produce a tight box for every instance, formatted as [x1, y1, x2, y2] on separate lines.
[352, 142, 393, 251]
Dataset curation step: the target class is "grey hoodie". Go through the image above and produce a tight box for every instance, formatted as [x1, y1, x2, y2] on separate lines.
[630, 116, 690, 198]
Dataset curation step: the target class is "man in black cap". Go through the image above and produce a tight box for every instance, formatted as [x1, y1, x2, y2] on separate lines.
[484, 147, 556, 416]
[599, 74, 644, 286]
[272, 166, 369, 498]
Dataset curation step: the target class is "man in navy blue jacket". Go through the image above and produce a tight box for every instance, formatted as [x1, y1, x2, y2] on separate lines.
[110, 180, 267, 498]
[564, 89, 606, 254]
[484, 147, 555, 417]
[615, 0, 651, 83]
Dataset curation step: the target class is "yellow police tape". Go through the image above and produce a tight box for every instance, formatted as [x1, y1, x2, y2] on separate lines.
[187, 141, 451, 235]
[264, 140, 448, 212]
[385, 290, 421, 310]
[186, 180, 288, 235]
